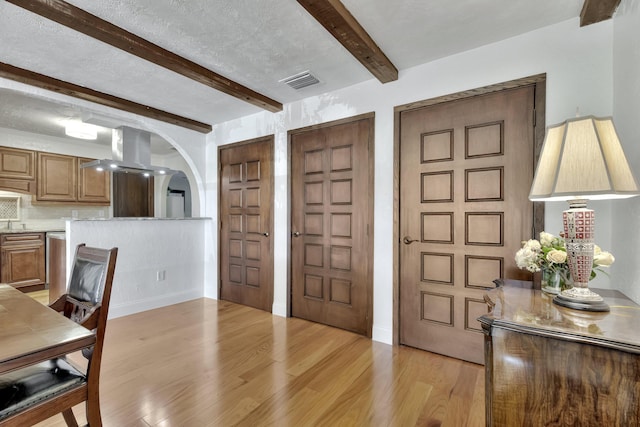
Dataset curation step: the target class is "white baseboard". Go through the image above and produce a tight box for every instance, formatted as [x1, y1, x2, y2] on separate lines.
[372, 325, 393, 345]
[272, 302, 287, 317]
[108, 289, 203, 319]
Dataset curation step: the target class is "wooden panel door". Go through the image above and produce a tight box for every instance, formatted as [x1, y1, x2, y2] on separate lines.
[219, 136, 274, 312]
[290, 114, 374, 336]
[399, 86, 535, 364]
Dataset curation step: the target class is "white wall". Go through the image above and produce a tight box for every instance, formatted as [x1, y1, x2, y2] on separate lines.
[67, 218, 212, 318]
[208, 18, 615, 344]
[612, 0, 640, 304]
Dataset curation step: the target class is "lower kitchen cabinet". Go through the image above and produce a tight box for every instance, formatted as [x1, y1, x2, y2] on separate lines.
[0, 232, 46, 292]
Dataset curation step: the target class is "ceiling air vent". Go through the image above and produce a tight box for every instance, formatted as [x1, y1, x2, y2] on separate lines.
[280, 71, 320, 90]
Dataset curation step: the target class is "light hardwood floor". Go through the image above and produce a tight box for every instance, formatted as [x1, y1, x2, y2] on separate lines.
[31, 298, 485, 426]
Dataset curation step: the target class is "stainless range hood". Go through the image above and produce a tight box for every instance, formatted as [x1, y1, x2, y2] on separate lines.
[80, 126, 179, 176]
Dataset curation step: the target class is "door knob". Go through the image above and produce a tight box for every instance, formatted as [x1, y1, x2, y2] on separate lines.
[403, 236, 419, 245]
[262, 232, 269, 237]
[292, 231, 301, 237]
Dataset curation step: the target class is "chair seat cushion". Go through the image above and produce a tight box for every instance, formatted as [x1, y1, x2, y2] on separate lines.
[0, 358, 86, 420]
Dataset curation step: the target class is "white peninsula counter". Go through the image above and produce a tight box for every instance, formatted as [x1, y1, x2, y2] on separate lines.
[66, 217, 215, 319]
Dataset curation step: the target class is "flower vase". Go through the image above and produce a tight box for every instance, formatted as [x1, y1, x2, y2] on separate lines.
[541, 269, 565, 295]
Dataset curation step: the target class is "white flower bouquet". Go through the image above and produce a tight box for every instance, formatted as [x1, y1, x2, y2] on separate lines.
[515, 231, 614, 281]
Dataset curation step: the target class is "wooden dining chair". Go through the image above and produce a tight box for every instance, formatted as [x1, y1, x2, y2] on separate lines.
[0, 244, 118, 427]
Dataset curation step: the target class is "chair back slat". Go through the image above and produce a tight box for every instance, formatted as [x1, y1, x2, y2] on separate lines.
[63, 296, 97, 325]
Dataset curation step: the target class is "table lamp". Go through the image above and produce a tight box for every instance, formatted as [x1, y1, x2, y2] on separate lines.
[529, 116, 639, 311]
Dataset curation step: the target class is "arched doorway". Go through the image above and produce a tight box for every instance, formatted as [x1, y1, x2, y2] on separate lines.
[166, 171, 192, 218]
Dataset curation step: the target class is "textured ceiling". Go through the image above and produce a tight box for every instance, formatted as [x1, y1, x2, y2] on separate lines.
[0, 0, 583, 149]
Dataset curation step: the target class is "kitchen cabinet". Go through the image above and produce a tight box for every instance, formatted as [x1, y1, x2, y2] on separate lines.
[78, 157, 110, 203]
[0, 232, 46, 292]
[0, 147, 35, 180]
[479, 282, 640, 426]
[0, 147, 36, 194]
[36, 152, 77, 202]
[36, 153, 110, 205]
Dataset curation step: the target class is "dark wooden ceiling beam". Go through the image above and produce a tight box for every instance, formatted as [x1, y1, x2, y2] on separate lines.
[580, 0, 622, 26]
[0, 62, 212, 134]
[296, 0, 398, 83]
[6, 0, 282, 113]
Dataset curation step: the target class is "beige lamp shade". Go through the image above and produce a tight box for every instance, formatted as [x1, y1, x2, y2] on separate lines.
[529, 116, 639, 201]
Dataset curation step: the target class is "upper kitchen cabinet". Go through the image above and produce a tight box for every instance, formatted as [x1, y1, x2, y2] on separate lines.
[36, 152, 77, 202]
[0, 147, 36, 194]
[78, 157, 110, 204]
[36, 152, 110, 205]
[0, 147, 35, 179]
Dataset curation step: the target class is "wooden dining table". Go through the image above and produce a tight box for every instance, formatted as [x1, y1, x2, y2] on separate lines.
[0, 283, 96, 375]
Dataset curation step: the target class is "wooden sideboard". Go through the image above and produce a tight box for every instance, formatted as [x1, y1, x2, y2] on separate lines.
[479, 282, 640, 426]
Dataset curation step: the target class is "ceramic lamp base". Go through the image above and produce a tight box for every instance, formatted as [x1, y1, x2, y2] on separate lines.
[552, 199, 609, 312]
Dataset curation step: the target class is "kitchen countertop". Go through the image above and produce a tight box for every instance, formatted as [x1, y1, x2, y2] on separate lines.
[69, 217, 210, 221]
[0, 228, 65, 234]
